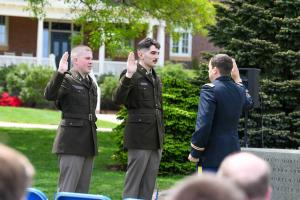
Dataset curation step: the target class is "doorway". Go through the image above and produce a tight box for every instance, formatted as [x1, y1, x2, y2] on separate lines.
[50, 32, 71, 69]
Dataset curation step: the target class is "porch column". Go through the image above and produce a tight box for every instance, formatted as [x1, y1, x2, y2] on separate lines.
[36, 18, 44, 65]
[98, 44, 105, 75]
[157, 21, 166, 67]
[90, 70, 101, 114]
[147, 22, 154, 38]
[95, 43, 105, 113]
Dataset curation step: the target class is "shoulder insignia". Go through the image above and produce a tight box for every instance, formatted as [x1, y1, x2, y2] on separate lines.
[63, 71, 71, 75]
[204, 83, 215, 88]
[237, 82, 244, 86]
[64, 72, 72, 78]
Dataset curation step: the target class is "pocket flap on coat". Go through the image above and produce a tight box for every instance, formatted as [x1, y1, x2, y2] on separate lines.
[61, 119, 84, 127]
[127, 115, 153, 123]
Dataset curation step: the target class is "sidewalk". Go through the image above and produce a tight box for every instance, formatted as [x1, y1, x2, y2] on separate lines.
[96, 113, 122, 124]
[0, 121, 113, 132]
[0, 114, 121, 132]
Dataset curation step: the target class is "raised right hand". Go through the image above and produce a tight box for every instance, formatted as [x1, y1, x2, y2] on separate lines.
[231, 58, 242, 83]
[58, 52, 69, 74]
[126, 52, 137, 78]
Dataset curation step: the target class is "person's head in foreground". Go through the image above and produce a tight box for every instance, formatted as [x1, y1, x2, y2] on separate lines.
[218, 152, 272, 200]
[166, 173, 246, 200]
[0, 144, 35, 200]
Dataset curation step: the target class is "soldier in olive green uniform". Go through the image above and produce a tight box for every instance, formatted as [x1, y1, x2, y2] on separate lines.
[44, 45, 98, 193]
[113, 38, 164, 200]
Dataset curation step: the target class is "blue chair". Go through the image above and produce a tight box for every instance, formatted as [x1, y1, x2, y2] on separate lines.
[26, 188, 48, 200]
[123, 198, 144, 200]
[55, 192, 111, 200]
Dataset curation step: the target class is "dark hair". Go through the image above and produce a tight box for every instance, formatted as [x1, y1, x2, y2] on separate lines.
[210, 54, 233, 76]
[137, 37, 160, 50]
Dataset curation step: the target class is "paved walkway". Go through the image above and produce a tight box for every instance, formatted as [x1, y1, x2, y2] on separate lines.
[0, 114, 121, 132]
[96, 113, 122, 124]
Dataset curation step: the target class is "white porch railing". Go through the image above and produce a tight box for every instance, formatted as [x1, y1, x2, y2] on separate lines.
[0, 54, 126, 76]
[92, 60, 126, 77]
[0, 54, 57, 70]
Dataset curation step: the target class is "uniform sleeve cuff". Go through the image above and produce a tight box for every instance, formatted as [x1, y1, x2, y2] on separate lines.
[53, 71, 65, 82]
[190, 149, 202, 159]
[120, 76, 132, 86]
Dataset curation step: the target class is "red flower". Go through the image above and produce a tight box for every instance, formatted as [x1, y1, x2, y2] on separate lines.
[0, 92, 22, 107]
[1, 92, 9, 99]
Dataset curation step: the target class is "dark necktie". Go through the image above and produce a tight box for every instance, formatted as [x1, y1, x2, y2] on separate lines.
[84, 77, 90, 86]
[148, 72, 155, 83]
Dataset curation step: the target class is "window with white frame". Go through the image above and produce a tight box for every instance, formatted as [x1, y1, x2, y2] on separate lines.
[42, 21, 82, 57]
[170, 32, 192, 57]
[0, 16, 8, 46]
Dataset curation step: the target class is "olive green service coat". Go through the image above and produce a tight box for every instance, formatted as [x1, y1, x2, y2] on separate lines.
[44, 69, 98, 156]
[113, 64, 164, 150]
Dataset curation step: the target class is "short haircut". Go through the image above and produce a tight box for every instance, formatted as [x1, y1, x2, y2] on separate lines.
[219, 152, 271, 199]
[137, 37, 160, 50]
[210, 54, 233, 76]
[0, 144, 35, 200]
[71, 45, 92, 63]
[166, 174, 245, 200]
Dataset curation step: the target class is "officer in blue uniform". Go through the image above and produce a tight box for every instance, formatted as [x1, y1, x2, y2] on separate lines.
[188, 54, 253, 172]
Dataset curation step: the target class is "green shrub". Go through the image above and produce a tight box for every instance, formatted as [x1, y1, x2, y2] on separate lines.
[100, 75, 119, 110]
[20, 67, 53, 107]
[239, 80, 300, 149]
[0, 65, 16, 94]
[4, 64, 55, 108]
[97, 73, 115, 85]
[156, 63, 196, 81]
[100, 76, 119, 100]
[5, 64, 30, 96]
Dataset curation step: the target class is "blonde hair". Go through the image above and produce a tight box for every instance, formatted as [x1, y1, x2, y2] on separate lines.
[70, 45, 92, 64]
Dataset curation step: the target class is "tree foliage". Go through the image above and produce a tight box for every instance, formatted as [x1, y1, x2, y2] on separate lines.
[27, 0, 216, 53]
[208, 0, 300, 80]
[239, 80, 300, 149]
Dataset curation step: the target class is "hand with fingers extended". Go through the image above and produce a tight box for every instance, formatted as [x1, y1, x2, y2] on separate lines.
[58, 52, 69, 74]
[126, 52, 137, 78]
[231, 58, 242, 83]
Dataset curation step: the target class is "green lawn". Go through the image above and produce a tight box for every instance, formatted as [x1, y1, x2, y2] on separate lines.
[0, 106, 118, 129]
[0, 128, 183, 199]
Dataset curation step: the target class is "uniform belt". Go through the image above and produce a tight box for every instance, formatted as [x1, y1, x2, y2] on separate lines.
[128, 108, 161, 114]
[62, 113, 97, 122]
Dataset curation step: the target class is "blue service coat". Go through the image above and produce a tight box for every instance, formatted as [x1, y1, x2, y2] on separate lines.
[190, 76, 253, 168]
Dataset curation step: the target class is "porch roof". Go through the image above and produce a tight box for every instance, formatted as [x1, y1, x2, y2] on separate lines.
[0, 0, 162, 25]
[0, 0, 75, 20]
